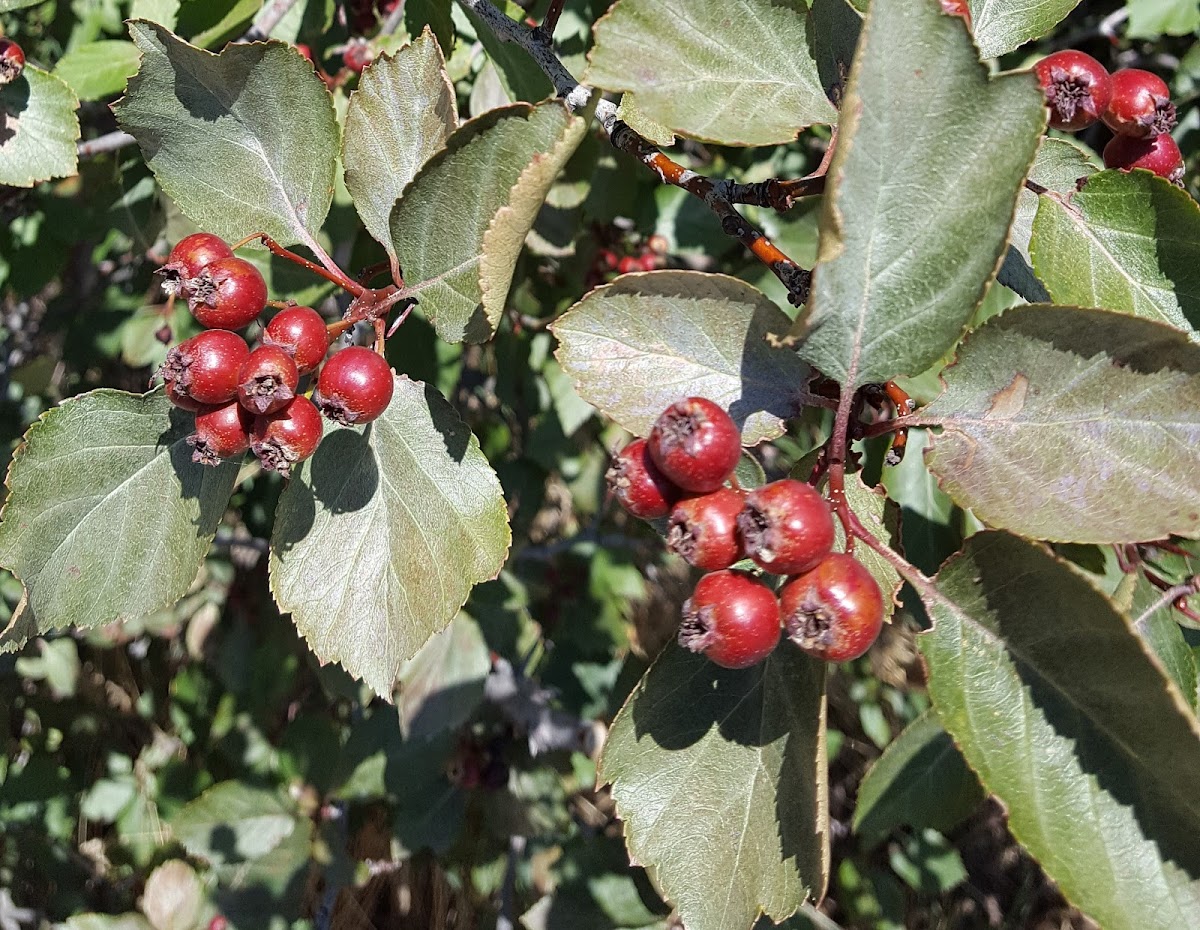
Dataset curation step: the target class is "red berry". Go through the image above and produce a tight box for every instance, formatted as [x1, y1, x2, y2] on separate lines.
[159, 233, 233, 297]
[187, 257, 268, 330]
[646, 234, 669, 255]
[1103, 133, 1185, 184]
[637, 252, 660, 272]
[295, 43, 315, 63]
[263, 306, 330, 374]
[607, 438, 679, 519]
[237, 345, 299, 415]
[208, 918, 228, 930]
[737, 479, 835, 576]
[780, 553, 884, 662]
[617, 255, 638, 275]
[313, 346, 394, 426]
[667, 487, 746, 571]
[344, 38, 373, 73]
[648, 397, 741, 493]
[1034, 50, 1112, 132]
[188, 401, 253, 466]
[160, 330, 250, 407]
[940, 0, 971, 28]
[1103, 68, 1176, 138]
[679, 570, 781, 669]
[0, 39, 25, 86]
[251, 396, 324, 476]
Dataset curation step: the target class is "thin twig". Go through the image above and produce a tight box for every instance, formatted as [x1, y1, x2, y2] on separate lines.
[539, 0, 566, 36]
[77, 130, 137, 158]
[496, 835, 526, 930]
[241, 0, 302, 41]
[380, 0, 408, 35]
[1133, 579, 1200, 632]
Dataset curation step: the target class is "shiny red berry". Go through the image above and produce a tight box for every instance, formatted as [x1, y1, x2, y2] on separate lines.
[1103, 133, 1185, 184]
[607, 438, 679, 519]
[667, 487, 746, 571]
[313, 346, 394, 425]
[1034, 50, 1112, 132]
[188, 401, 253, 466]
[737, 479, 835, 576]
[262, 306, 330, 374]
[237, 345, 299, 415]
[0, 39, 25, 86]
[344, 38, 373, 73]
[648, 397, 741, 493]
[598, 249, 619, 270]
[617, 256, 639, 274]
[1103, 68, 1176, 138]
[160, 330, 250, 407]
[295, 43, 315, 63]
[679, 570, 781, 669]
[187, 257, 268, 330]
[940, 0, 971, 28]
[780, 553, 884, 662]
[159, 233, 233, 297]
[251, 396, 324, 476]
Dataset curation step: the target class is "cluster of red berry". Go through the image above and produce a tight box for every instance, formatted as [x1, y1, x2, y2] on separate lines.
[157, 233, 394, 476]
[1035, 51, 1184, 183]
[607, 398, 884, 670]
[0, 37, 25, 86]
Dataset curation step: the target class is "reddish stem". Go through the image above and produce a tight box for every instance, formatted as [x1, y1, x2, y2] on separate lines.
[828, 386, 855, 550]
[231, 232, 366, 297]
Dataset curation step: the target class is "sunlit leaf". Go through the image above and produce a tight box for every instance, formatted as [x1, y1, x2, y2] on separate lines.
[0, 66, 79, 188]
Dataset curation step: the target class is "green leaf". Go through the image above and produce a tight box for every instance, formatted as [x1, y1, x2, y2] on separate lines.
[114, 22, 339, 247]
[343, 30, 456, 256]
[391, 101, 586, 343]
[837, 477, 902, 613]
[1118, 575, 1200, 711]
[1011, 137, 1097, 262]
[585, 0, 835, 146]
[968, 0, 1083, 59]
[920, 531, 1200, 930]
[270, 377, 511, 698]
[793, 0, 1043, 388]
[918, 306, 1200, 543]
[807, 0, 862, 106]
[0, 390, 238, 653]
[1030, 170, 1200, 334]
[0, 0, 43, 9]
[396, 612, 490, 740]
[171, 781, 297, 866]
[463, 1, 553, 104]
[53, 40, 141, 101]
[62, 917, 154, 930]
[1128, 0, 1199, 38]
[599, 643, 828, 930]
[0, 66, 80, 188]
[551, 271, 808, 446]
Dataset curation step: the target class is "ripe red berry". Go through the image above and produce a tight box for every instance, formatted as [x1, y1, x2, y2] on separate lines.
[0, 38, 25, 86]
[679, 570, 781, 669]
[1103, 68, 1176, 138]
[160, 330, 250, 407]
[940, 0, 971, 28]
[187, 257, 268, 330]
[738, 479, 835, 576]
[344, 38, 373, 74]
[780, 553, 884, 662]
[208, 918, 228, 930]
[1103, 132, 1185, 184]
[1034, 50, 1112, 132]
[262, 306, 330, 374]
[188, 401, 253, 466]
[637, 252, 660, 272]
[313, 346, 394, 426]
[237, 345, 299, 415]
[648, 397, 741, 493]
[159, 233, 233, 297]
[251, 396, 324, 476]
[295, 43, 315, 63]
[607, 438, 679, 519]
[598, 249, 619, 270]
[617, 255, 638, 275]
[667, 487, 746, 571]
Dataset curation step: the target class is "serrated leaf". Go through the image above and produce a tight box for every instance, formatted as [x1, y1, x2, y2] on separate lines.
[171, 781, 297, 866]
[1030, 170, 1200, 334]
[807, 0, 862, 106]
[920, 531, 1200, 930]
[585, 0, 835, 146]
[837, 477, 902, 613]
[54, 40, 141, 101]
[794, 0, 1043, 388]
[0, 390, 238, 653]
[270, 377, 510, 698]
[599, 643, 828, 930]
[969, 0, 1083, 58]
[391, 101, 586, 343]
[1119, 575, 1200, 710]
[114, 21, 338, 247]
[917, 306, 1200, 543]
[396, 612, 490, 740]
[551, 271, 807, 446]
[343, 30, 456, 255]
[0, 66, 80, 188]
[1011, 137, 1097, 261]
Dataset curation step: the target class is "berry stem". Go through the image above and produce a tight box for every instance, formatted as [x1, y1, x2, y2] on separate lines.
[231, 232, 367, 297]
[847, 506, 933, 595]
[540, 0, 566, 36]
[827, 384, 855, 549]
[373, 318, 387, 355]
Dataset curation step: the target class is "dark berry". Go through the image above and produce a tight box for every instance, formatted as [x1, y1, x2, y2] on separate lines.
[159, 233, 233, 298]
[0, 39, 25, 86]
[780, 553, 884, 662]
[940, 0, 971, 28]
[1034, 50, 1112, 132]
[237, 345, 299, 415]
[667, 487, 746, 571]
[648, 397, 741, 493]
[607, 438, 679, 519]
[160, 330, 250, 407]
[187, 257, 268, 330]
[737, 479, 835, 576]
[344, 38, 373, 73]
[263, 306, 330, 374]
[1103, 133, 1185, 184]
[679, 570, 781, 669]
[313, 346, 394, 426]
[251, 396, 324, 476]
[188, 401, 253, 466]
[1103, 68, 1176, 138]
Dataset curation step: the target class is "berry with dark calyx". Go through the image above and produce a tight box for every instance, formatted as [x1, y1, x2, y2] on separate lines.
[263, 305, 330, 374]
[1103, 68, 1176, 138]
[187, 257, 268, 330]
[940, 0, 971, 28]
[679, 570, 781, 669]
[159, 233, 233, 297]
[160, 330, 250, 407]
[667, 487, 746, 571]
[1034, 50, 1112, 132]
[0, 39, 25, 86]
[1103, 133, 1185, 184]
[781, 553, 884, 662]
[648, 397, 741, 493]
[251, 396, 323, 476]
[237, 345, 299, 415]
[313, 346, 394, 425]
[607, 438, 679, 519]
[738, 479, 835, 576]
[188, 401, 253, 466]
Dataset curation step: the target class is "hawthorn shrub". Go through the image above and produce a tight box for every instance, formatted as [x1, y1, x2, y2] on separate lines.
[0, 0, 1198, 928]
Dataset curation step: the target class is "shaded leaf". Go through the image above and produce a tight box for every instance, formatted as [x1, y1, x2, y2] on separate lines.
[1011, 136, 1097, 262]
[396, 612, 490, 740]
[837, 477, 902, 614]
[142, 860, 203, 930]
[969, 0, 1083, 59]
[0, 66, 80, 188]
[171, 781, 297, 866]
[807, 0, 862, 106]
[1117, 574, 1200, 710]
[464, 0, 553, 103]
[54, 40, 141, 101]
